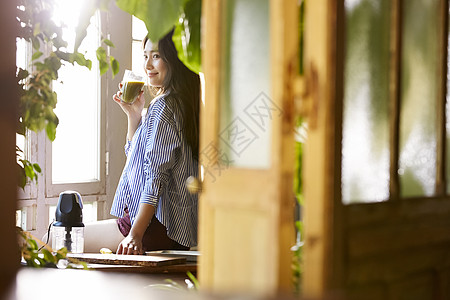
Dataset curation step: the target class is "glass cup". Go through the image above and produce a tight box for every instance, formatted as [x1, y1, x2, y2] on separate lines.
[120, 69, 145, 104]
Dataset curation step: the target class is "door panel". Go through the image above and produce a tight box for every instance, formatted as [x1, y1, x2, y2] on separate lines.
[399, 0, 440, 197]
[198, 0, 298, 295]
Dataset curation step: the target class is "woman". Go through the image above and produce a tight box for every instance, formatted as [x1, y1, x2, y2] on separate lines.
[84, 30, 200, 255]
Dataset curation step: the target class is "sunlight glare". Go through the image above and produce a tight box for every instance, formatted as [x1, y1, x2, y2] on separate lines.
[52, 0, 89, 51]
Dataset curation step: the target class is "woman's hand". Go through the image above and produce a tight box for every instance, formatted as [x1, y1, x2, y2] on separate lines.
[112, 83, 146, 120]
[116, 204, 155, 255]
[113, 83, 146, 141]
[116, 232, 144, 255]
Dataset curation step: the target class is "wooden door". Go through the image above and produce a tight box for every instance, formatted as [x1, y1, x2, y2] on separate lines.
[302, 0, 450, 298]
[198, 0, 298, 295]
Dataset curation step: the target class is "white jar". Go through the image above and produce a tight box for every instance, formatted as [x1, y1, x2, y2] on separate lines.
[52, 226, 84, 253]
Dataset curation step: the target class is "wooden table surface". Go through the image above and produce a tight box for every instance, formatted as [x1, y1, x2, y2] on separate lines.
[67, 252, 197, 274]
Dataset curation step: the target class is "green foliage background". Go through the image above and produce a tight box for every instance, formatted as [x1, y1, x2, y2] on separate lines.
[112, 0, 201, 73]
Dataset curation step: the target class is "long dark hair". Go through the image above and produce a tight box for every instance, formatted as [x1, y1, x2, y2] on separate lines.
[143, 30, 200, 160]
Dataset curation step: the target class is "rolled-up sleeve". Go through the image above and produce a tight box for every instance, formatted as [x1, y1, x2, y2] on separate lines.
[139, 101, 181, 206]
[124, 140, 132, 156]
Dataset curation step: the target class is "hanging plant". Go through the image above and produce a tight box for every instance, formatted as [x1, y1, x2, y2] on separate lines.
[102, 0, 201, 74]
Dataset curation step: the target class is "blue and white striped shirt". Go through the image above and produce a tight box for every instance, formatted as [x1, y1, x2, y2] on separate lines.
[110, 94, 198, 247]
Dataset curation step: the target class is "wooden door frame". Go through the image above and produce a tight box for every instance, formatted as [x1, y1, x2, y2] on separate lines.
[301, 0, 345, 297]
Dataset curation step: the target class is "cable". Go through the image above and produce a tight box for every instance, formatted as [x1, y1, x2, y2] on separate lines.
[38, 220, 54, 251]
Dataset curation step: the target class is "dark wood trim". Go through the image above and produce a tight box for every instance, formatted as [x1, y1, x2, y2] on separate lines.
[389, 0, 403, 202]
[436, 0, 449, 196]
[345, 195, 450, 228]
[0, 0, 20, 296]
[82, 263, 197, 274]
[346, 244, 450, 285]
[331, 0, 345, 291]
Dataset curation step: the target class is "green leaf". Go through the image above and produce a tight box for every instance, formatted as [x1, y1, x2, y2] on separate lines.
[17, 121, 26, 136]
[33, 62, 45, 71]
[17, 163, 26, 189]
[33, 22, 41, 37]
[17, 68, 29, 81]
[45, 121, 57, 141]
[31, 51, 43, 61]
[103, 38, 115, 48]
[27, 238, 38, 251]
[186, 271, 200, 289]
[293, 141, 303, 200]
[72, 52, 92, 70]
[172, 0, 201, 74]
[33, 163, 42, 173]
[96, 47, 107, 61]
[41, 249, 55, 263]
[86, 59, 93, 70]
[31, 36, 40, 50]
[56, 247, 68, 259]
[24, 163, 35, 179]
[110, 56, 120, 77]
[27, 258, 38, 268]
[99, 60, 109, 76]
[55, 50, 73, 63]
[97, 47, 109, 75]
[114, 0, 184, 42]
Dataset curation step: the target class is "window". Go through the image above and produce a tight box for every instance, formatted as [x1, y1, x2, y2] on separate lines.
[51, 12, 102, 185]
[16, 36, 38, 231]
[342, 0, 391, 203]
[342, 0, 445, 203]
[16, 0, 107, 237]
[47, 0, 105, 197]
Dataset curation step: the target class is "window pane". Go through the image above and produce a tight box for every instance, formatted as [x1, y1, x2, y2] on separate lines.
[16, 38, 31, 161]
[398, 0, 439, 197]
[16, 134, 25, 161]
[132, 16, 146, 76]
[218, 0, 272, 169]
[16, 37, 30, 71]
[132, 40, 146, 77]
[16, 209, 24, 229]
[132, 16, 147, 41]
[342, 0, 391, 204]
[52, 2, 101, 184]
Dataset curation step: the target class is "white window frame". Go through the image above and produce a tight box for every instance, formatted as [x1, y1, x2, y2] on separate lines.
[16, 10, 110, 238]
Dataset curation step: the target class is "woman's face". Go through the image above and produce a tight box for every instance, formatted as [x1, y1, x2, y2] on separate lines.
[143, 39, 168, 88]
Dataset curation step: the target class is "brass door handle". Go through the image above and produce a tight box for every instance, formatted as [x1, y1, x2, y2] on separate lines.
[186, 176, 202, 194]
[295, 62, 319, 129]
